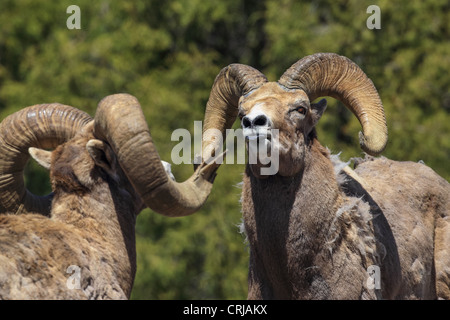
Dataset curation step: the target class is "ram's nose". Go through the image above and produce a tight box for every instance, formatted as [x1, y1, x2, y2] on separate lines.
[242, 114, 270, 129]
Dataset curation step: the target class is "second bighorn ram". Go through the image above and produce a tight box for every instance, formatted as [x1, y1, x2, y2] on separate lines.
[0, 94, 220, 299]
[200, 53, 450, 299]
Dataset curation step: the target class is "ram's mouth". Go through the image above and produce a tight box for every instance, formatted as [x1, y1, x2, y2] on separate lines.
[244, 132, 272, 143]
[244, 132, 272, 159]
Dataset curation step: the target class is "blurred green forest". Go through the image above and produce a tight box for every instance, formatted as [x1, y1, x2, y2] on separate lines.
[0, 0, 449, 299]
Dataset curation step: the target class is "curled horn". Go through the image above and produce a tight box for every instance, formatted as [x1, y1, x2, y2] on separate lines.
[201, 64, 268, 161]
[278, 53, 388, 155]
[93, 93, 220, 217]
[0, 104, 92, 215]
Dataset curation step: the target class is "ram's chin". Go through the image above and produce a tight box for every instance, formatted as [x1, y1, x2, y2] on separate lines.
[246, 137, 280, 179]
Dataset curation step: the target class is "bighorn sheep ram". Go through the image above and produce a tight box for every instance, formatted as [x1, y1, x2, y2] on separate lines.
[200, 53, 450, 299]
[0, 94, 219, 299]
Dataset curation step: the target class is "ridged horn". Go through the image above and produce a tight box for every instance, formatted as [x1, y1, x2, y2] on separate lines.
[93, 93, 220, 217]
[202, 64, 268, 160]
[278, 53, 388, 155]
[0, 104, 92, 215]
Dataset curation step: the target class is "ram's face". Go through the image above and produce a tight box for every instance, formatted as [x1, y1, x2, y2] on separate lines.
[50, 135, 99, 194]
[38, 123, 134, 201]
[238, 82, 327, 177]
[46, 129, 146, 215]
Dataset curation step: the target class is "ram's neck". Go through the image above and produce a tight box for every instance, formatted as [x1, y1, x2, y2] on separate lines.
[242, 141, 342, 248]
[50, 183, 137, 297]
[242, 140, 349, 298]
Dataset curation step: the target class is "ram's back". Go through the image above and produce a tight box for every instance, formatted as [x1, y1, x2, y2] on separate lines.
[347, 157, 450, 299]
[0, 214, 127, 300]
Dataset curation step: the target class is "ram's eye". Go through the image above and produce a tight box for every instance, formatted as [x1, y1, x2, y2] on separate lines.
[296, 106, 307, 115]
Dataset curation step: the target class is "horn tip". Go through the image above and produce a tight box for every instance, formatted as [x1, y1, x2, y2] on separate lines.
[359, 131, 388, 156]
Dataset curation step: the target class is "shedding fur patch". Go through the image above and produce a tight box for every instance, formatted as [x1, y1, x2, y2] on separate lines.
[329, 152, 351, 186]
[237, 218, 247, 242]
[326, 195, 382, 267]
[235, 180, 249, 245]
[327, 152, 384, 265]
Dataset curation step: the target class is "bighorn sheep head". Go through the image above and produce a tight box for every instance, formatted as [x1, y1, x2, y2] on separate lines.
[0, 93, 220, 217]
[201, 53, 388, 177]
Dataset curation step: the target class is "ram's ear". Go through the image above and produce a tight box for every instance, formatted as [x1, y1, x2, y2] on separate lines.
[86, 139, 118, 177]
[29, 147, 52, 170]
[310, 98, 327, 126]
